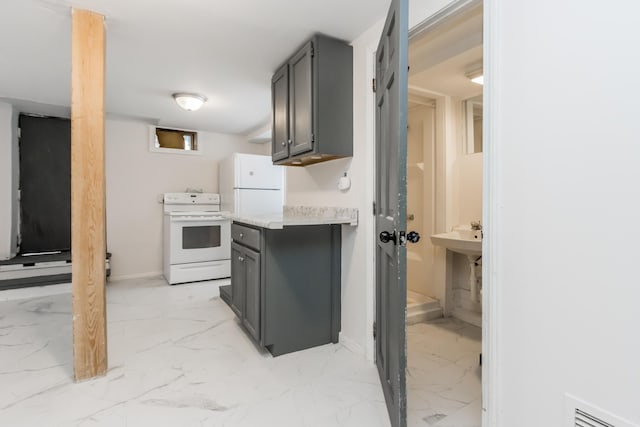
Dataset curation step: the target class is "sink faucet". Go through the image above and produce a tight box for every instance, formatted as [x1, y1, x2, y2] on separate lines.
[470, 220, 482, 231]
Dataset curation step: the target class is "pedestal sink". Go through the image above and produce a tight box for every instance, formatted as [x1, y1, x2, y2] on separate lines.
[430, 229, 482, 303]
[430, 230, 482, 256]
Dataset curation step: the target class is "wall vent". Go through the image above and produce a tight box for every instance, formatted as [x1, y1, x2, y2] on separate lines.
[566, 394, 638, 427]
[575, 408, 614, 427]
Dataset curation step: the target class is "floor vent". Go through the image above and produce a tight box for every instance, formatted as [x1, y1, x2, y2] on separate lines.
[566, 394, 638, 427]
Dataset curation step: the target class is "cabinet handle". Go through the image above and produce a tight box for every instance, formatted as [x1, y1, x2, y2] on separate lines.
[281, 141, 286, 146]
[238, 256, 245, 262]
[239, 233, 244, 238]
[288, 139, 293, 145]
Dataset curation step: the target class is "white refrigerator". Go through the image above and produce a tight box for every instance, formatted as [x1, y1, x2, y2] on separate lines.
[218, 153, 285, 215]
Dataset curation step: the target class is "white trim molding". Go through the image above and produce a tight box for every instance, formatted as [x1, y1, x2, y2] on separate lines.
[482, 0, 500, 424]
[340, 332, 366, 357]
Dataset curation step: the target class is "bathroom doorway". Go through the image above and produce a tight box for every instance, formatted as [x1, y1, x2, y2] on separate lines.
[406, 1, 483, 425]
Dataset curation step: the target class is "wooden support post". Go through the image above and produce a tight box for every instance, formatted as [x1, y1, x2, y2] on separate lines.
[71, 8, 107, 381]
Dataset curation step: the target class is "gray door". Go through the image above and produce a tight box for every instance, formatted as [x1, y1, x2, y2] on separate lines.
[375, 0, 408, 426]
[242, 247, 261, 343]
[289, 41, 314, 156]
[272, 63, 289, 161]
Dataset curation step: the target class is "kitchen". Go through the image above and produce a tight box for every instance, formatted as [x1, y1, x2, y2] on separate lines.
[3, 1, 640, 427]
[0, 1, 388, 425]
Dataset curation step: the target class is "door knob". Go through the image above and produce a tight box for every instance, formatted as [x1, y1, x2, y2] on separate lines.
[288, 139, 293, 145]
[407, 231, 420, 243]
[281, 141, 286, 146]
[379, 230, 396, 244]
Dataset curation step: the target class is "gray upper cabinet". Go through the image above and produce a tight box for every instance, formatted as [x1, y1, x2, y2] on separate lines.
[271, 64, 289, 162]
[271, 34, 353, 167]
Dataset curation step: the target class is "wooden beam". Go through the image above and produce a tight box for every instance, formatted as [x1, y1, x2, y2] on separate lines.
[71, 8, 107, 381]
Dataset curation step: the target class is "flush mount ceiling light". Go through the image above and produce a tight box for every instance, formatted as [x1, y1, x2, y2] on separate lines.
[172, 93, 207, 111]
[465, 67, 484, 85]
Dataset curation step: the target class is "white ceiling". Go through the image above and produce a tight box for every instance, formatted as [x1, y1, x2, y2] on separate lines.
[0, 0, 390, 135]
[408, 3, 483, 100]
[410, 46, 483, 99]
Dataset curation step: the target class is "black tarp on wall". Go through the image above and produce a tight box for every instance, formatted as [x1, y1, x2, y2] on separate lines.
[18, 114, 71, 254]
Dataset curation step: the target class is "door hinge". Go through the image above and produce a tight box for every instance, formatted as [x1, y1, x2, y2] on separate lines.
[372, 201, 376, 215]
[17, 127, 21, 138]
[311, 133, 315, 143]
[310, 45, 315, 57]
[373, 321, 377, 339]
[372, 78, 377, 93]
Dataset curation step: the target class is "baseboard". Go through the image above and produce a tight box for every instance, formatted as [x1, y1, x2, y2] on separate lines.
[108, 271, 163, 282]
[452, 307, 482, 328]
[339, 332, 365, 357]
[0, 282, 71, 302]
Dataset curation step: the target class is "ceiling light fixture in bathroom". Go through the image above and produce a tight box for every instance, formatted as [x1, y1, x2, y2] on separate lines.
[172, 93, 207, 111]
[466, 69, 484, 85]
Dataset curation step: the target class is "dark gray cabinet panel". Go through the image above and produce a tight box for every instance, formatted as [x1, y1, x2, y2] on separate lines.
[242, 247, 261, 342]
[289, 42, 313, 156]
[271, 34, 353, 167]
[271, 63, 289, 162]
[231, 241, 261, 343]
[230, 243, 245, 317]
[231, 221, 341, 357]
[231, 223, 261, 251]
[262, 224, 341, 356]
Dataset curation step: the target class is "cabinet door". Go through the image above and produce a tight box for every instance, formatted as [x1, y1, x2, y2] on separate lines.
[242, 247, 261, 342]
[289, 41, 314, 156]
[271, 63, 289, 162]
[230, 242, 245, 317]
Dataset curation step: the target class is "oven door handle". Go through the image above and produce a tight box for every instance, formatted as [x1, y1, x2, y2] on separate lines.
[171, 217, 226, 222]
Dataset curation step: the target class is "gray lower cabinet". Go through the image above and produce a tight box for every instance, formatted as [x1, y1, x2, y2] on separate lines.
[231, 241, 260, 342]
[241, 246, 260, 341]
[230, 221, 341, 356]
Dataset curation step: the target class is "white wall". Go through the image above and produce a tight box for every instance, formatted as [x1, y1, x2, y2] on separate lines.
[407, 105, 436, 298]
[453, 153, 482, 227]
[311, 0, 472, 358]
[11, 107, 18, 260]
[488, 0, 640, 424]
[0, 102, 13, 259]
[0, 102, 18, 260]
[105, 118, 268, 280]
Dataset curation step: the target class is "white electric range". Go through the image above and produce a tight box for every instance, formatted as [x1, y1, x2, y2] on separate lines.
[163, 193, 230, 285]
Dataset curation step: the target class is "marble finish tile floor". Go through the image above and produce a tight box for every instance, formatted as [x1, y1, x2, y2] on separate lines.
[407, 318, 482, 427]
[0, 277, 390, 427]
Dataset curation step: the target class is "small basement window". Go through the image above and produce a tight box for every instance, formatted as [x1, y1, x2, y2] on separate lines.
[149, 126, 201, 155]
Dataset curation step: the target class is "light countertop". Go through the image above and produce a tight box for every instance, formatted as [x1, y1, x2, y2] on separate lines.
[227, 206, 358, 230]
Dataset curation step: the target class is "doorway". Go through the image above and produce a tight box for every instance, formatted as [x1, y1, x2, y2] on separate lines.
[406, 2, 484, 426]
[373, 1, 485, 426]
